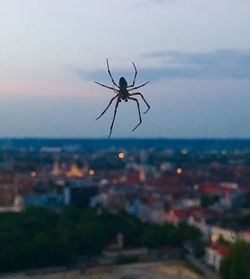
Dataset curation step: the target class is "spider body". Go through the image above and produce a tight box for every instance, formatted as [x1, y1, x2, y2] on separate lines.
[95, 59, 150, 138]
[119, 77, 129, 101]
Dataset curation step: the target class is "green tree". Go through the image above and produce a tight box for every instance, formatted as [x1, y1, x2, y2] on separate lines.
[220, 242, 250, 279]
[243, 193, 250, 208]
[201, 194, 220, 207]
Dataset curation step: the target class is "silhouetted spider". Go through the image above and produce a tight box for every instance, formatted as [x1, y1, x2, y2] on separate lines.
[95, 59, 150, 138]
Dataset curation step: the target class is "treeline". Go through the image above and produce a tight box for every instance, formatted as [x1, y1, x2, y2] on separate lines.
[220, 242, 250, 279]
[0, 207, 202, 273]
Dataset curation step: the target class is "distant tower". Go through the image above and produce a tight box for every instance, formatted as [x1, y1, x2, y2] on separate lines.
[52, 161, 61, 176]
[139, 165, 146, 182]
[140, 149, 147, 163]
[117, 233, 124, 249]
[14, 195, 23, 211]
[139, 150, 146, 182]
[64, 187, 71, 205]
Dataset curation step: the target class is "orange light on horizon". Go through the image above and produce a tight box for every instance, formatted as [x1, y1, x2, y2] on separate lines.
[176, 168, 183, 174]
[31, 171, 37, 177]
[118, 152, 125, 159]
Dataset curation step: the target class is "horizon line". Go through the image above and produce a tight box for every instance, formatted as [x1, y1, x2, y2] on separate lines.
[1, 137, 250, 141]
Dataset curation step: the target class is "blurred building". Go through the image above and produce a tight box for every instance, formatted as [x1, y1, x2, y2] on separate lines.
[211, 226, 239, 243]
[206, 243, 230, 271]
[64, 182, 98, 208]
[22, 194, 63, 210]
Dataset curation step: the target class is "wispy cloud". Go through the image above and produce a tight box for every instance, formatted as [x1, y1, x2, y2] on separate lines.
[72, 49, 250, 83]
[143, 49, 250, 79]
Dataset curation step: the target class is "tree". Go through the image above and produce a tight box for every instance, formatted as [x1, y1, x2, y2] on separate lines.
[220, 242, 250, 279]
[201, 194, 220, 207]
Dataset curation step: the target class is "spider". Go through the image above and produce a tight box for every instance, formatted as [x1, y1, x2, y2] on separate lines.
[95, 58, 150, 138]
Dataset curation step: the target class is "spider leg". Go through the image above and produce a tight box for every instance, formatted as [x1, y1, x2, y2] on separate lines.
[128, 81, 150, 91]
[106, 58, 119, 88]
[128, 97, 142, 132]
[96, 94, 119, 120]
[129, 92, 150, 114]
[127, 62, 137, 88]
[95, 81, 118, 92]
[109, 98, 120, 138]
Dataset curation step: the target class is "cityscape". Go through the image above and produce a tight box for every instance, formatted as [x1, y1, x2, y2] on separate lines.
[1, 1, 250, 278]
[0, 139, 249, 278]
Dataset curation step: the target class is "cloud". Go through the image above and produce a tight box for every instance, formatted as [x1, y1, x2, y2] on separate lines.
[143, 49, 250, 80]
[72, 49, 250, 83]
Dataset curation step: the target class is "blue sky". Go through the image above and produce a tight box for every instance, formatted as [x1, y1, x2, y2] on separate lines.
[0, 0, 250, 138]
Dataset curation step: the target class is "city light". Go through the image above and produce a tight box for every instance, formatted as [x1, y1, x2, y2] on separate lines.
[181, 149, 188, 155]
[118, 152, 125, 159]
[176, 168, 183, 174]
[88, 169, 95, 176]
[30, 171, 37, 177]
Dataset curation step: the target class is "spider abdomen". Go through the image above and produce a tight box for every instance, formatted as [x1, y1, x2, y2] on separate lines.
[120, 90, 129, 101]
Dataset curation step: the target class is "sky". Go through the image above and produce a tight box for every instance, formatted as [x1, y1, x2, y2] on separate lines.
[0, 0, 250, 138]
